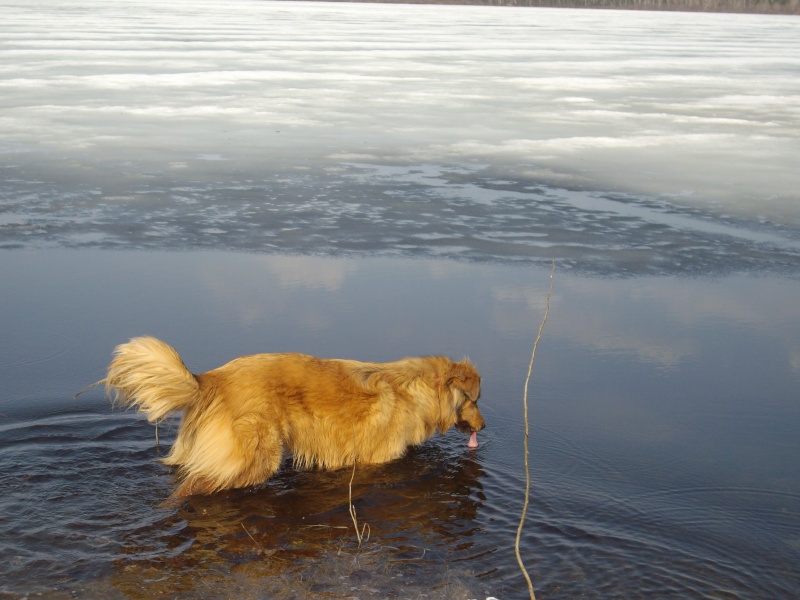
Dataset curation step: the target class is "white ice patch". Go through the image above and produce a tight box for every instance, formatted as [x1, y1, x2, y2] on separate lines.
[0, 0, 798, 268]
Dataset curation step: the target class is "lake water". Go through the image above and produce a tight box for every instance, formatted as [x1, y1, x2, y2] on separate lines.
[1, 1, 799, 598]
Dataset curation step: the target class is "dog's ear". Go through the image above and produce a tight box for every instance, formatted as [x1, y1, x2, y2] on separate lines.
[446, 359, 481, 402]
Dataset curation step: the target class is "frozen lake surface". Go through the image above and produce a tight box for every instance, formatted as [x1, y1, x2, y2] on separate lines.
[1, 0, 799, 274]
[1, 1, 799, 598]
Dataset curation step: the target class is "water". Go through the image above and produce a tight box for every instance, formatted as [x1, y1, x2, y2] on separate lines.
[2, 251, 799, 598]
[1, 1, 799, 598]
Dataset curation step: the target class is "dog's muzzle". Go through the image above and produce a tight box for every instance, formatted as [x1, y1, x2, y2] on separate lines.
[457, 420, 485, 433]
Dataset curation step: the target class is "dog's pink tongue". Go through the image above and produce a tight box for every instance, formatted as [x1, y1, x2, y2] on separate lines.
[467, 431, 479, 449]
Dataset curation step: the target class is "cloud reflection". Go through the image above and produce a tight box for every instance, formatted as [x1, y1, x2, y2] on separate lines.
[491, 271, 800, 372]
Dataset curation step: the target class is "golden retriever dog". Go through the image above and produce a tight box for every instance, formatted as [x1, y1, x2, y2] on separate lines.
[105, 337, 484, 498]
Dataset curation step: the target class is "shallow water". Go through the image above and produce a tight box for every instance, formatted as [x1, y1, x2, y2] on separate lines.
[2, 251, 799, 598]
[1, 0, 799, 598]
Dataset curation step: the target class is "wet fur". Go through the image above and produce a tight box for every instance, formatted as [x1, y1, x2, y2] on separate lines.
[105, 337, 484, 498]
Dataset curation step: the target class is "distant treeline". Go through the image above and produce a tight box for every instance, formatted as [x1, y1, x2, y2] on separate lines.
[312, 0, 800, 14]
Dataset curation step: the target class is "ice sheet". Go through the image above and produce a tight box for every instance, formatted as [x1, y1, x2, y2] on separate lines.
[1, 0, 798, 274]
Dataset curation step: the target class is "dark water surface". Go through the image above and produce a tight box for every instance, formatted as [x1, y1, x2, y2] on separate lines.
[2, 249, 799, 598]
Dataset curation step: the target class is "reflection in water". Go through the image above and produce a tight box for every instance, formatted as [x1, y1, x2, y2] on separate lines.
[112, 438, 486, 598]
[0, 405, 486, 598]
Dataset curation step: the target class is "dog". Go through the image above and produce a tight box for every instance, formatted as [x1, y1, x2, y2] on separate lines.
[104, 337, 485, 498]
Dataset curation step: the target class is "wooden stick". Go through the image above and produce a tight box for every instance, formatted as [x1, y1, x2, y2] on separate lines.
[348, 460, 369, 548]
[72, 379, 105, 401]
[515, 260, 554, 600]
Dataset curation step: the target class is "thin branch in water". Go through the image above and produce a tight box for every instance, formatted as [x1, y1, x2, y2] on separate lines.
[515, 260, 555, 600]
[348, 460, 370, 548]
[241, 523, 280, 558]
[241, 523, 262, 549]
[73, 379, 105, 401]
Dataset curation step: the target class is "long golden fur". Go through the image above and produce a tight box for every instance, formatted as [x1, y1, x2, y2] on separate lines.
[105, 337, 484, 498]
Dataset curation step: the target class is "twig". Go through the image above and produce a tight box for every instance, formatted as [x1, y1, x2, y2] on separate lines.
[241, 523, 280, 558]
[72, 379, 105, 401]
[241, 523, 262, 549]
[348, 460, 370, 548]
[515, 260, 554, 600]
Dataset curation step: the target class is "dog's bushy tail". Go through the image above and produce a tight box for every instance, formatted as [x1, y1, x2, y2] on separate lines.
[106, 336, 199, 422]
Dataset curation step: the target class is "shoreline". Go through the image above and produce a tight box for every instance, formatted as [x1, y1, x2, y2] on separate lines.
[299, 0, 800, 15]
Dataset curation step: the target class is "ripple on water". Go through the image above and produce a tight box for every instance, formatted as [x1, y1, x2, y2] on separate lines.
[0, 412, 493, 597]
[2, 398, 799, 598]
[473, 430, 800, 598]
[0, 409, 174, 593]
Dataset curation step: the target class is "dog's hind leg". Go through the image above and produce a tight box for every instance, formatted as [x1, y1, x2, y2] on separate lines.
[172, 474, 217, 498]
[169, 413, 283, 498]
[228, 413, 284, 490]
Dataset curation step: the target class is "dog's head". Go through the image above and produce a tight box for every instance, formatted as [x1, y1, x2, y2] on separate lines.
[442, 359, 485, 435]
